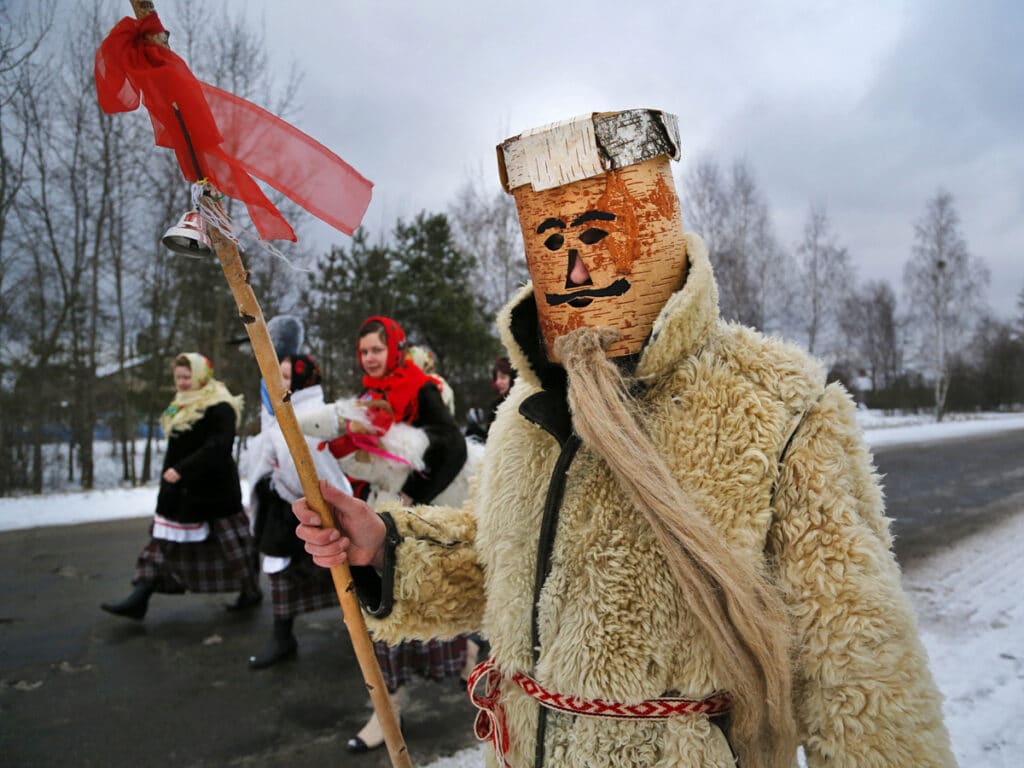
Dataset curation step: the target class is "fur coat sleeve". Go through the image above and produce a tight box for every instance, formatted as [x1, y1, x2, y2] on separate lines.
[769, 383, 955, 766]
[363, 500, 486, 644]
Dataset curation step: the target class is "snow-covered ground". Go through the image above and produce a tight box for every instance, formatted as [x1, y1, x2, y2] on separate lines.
[2, 411, 1022, 766]
[858, 409, 1024, 449]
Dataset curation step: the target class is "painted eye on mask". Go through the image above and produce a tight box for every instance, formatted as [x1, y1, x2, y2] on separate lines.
[543, 233, 564, 251]
[579, 228, 608, 245]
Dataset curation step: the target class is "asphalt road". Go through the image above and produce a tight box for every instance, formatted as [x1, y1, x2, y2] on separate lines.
[0, 518, 478, 768]
[873, 428, 1024, 565]
[2, 427, 1023, 767]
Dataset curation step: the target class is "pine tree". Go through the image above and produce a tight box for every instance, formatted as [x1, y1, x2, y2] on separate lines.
[389, 212, 499, 407]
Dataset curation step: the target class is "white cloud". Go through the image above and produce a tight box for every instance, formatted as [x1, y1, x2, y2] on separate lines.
[169, 0, 1023, 316]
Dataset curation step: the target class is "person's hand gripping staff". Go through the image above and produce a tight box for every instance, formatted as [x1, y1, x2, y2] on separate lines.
[293, 480, 386, 570]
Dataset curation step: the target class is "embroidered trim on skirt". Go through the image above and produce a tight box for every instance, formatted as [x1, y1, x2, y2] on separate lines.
[133, 510, 259, 595]
[374, 635, 468, 693]
[268, 552, 338, 618]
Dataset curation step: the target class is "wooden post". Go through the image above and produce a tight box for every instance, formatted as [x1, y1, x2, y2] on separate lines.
[126, 2, 411, 765]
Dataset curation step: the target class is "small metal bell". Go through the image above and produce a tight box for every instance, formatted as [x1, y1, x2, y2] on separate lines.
[161, 209, 213, 255]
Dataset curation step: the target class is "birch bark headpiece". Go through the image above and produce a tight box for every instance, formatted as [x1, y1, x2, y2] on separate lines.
[498, 109, 687, 361]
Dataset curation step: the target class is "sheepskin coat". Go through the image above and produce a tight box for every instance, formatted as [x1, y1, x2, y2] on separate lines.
[362, 233, 954, 767]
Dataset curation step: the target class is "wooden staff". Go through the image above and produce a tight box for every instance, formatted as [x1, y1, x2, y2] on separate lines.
[126, 2, 411, 765]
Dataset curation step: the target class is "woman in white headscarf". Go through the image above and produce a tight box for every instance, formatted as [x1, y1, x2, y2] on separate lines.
[101, 353, 261, 620]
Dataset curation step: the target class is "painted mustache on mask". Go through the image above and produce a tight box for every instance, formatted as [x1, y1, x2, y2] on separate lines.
[544, 278, 631, 307]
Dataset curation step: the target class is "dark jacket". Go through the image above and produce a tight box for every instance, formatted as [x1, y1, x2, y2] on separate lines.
[465, 394, 508, 442]
[156, 401, 242, 523]
[397, 382, 467, 504]
[251, 475, 306, 557]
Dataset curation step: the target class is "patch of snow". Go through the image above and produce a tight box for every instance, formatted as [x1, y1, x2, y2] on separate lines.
[858, 410, 1024, 448]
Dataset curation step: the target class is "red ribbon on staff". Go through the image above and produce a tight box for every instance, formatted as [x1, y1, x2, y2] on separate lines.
[94, 14, 373, 241]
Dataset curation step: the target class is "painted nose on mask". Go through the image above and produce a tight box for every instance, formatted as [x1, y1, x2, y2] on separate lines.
[566, 249, 593, 287]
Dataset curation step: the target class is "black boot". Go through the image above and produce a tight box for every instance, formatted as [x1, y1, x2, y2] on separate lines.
[101, 580, 155, 621]
[248, 616, 297, 669]
[226, 587, 263, 612]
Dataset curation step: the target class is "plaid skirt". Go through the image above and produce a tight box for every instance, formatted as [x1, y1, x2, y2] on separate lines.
[374, 635, 468, 693]
[268, 553, 339, 619]
[133, 510, 259, 595]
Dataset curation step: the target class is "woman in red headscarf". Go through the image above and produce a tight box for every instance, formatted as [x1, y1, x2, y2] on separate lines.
[347, 316, 469, 752]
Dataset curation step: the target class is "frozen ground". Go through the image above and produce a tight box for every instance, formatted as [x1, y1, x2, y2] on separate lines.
[2, 410, 1022, 766]
[857, 409, 1024, 448]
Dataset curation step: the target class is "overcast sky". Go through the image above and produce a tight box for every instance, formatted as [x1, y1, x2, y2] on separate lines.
[192, 1, 1019, 317]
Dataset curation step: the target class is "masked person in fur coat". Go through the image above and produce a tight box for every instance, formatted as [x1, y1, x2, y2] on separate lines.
[293, 111, 954, 768]
[245, 353, 354, 669]
[102, 353, 261, 621]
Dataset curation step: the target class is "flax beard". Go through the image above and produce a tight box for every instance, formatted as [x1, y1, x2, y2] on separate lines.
[554, 326, 798, 768]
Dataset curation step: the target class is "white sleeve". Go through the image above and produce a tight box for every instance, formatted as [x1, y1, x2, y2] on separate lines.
[268, 428, 352, 502]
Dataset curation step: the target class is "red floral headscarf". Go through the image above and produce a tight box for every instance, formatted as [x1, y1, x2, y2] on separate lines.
[358, 316, 431, 425]
[284, 353, 321, 392]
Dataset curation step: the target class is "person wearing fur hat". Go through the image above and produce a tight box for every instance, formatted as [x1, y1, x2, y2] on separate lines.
[102, 353, 261, 621]
[245, 354, 353, 669]
[341, 316, 470, 753]
[293, 110, 954, 767]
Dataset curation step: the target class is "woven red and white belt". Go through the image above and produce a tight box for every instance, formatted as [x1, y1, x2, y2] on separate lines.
[467, 657, 732, 767]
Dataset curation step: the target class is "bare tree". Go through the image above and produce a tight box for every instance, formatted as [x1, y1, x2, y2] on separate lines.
[839, 279, 901, 391]
[449, 172, 526, 318]
[681, 158, 728, 251]
[188, 0, 310, 345]
[903, 189, 990, 421]
[1016, 283, 1024, 339]
[795, 203, 853, 355]
[9, 2, 155, 490]
[681, 158, 791, 333]
[963, 315, 1024, 410]
[0, 2, 310, 493]
[12, 49, 90, 491]
[150, 4, 308, 378]
[0, 4, 50, 298]
[0, 3, 52, 494]
[118, 4, 315, 472]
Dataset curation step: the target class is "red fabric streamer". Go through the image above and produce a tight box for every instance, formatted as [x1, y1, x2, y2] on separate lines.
[94, 14, 372, 241]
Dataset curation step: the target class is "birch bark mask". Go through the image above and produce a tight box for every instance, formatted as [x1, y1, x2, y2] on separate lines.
[498, 109, 687, 361]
